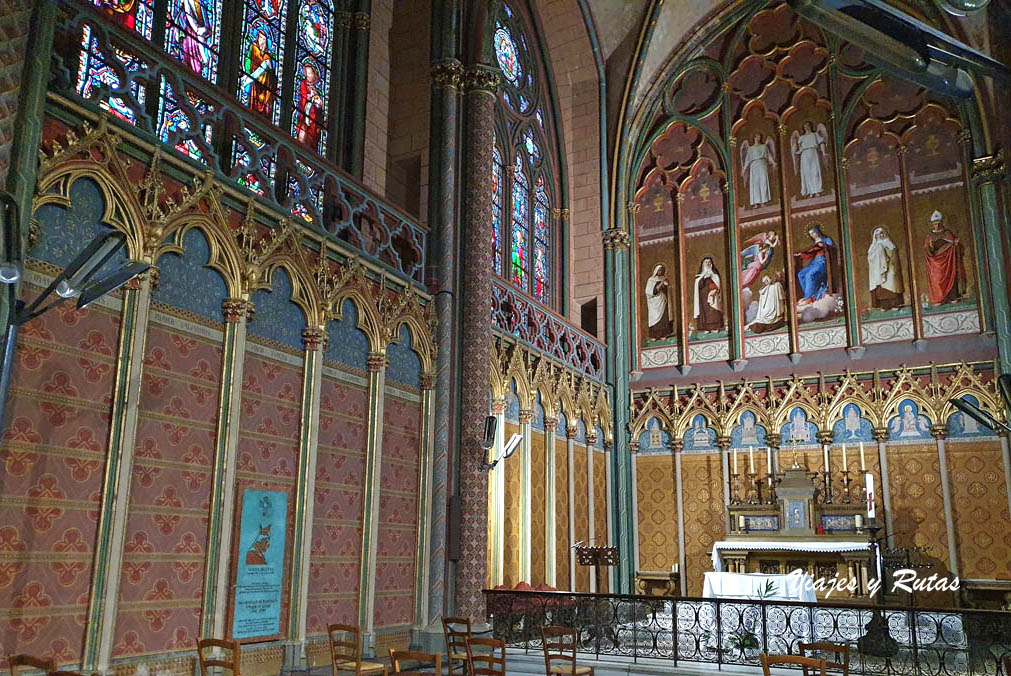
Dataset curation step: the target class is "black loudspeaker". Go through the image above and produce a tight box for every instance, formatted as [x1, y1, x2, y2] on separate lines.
[482, 414, 497, 450]
[447, 494, 462, 561]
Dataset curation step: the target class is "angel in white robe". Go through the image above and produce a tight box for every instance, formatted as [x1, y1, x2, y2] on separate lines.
[890, 403, 931, 438]
[740, 134, 777, 207]
[791, 122, 829, 197]
[740, 230, 779, 289]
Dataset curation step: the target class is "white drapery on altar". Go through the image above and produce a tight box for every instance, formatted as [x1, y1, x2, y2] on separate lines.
[702, 571, 818, 603]
[710, 540, 871, 572]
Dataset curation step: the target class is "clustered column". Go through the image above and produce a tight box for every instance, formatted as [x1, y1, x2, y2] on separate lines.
[453, 64, 500, 622]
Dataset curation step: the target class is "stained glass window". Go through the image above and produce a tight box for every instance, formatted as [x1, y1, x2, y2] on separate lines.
[92, 0, 154, 38]
[234, 130, 276, 196]
[492, 145, 504, 275]
[494, 25, 522, 86]
[291, 0, 334, 155]
[76, 27, 147, 125]
[522, 129, 540, 165]
[158, 79, 213, 161]
[237, 0, 288, 125]
[533, 176, 550, 303]
[511, 156, 528, 289]
[165, 0, 223, 80]
[288, 160, 324, 222]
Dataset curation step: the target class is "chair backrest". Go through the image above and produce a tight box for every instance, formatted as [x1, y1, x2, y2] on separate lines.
[442, 617, 472, 657]
[389, 650, 442, 675]
[197, 639, 240, 676]
[799, 641, 850, 675]
[760, 653, 827, 676]
[9, 655, 56, 676]
[328, 623, 362, 668]
[540, 626, 577, 674]
[465, 638, 505, 676]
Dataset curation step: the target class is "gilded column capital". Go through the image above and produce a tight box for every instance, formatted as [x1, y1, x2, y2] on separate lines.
[518, 409, 535, 424]
[957, 129, 973, 146]
[566, 425, 579, 439]
[896, 144, 908, 157]
[431, 59, 464, 90]
[462, 65, 501, 95]
[301, 327, 327, 351]
[27, 218, 40, 249]
[603, 440, 613, 451]
[491, 399, 507, 415]
[420, 373, 436, 390]
[544, 416, 559, 433]
[872, 426, 890, 443]
[626, 202, 641, 215]
[367, 352, 386, 372]
[352, 11, 370, 30]
[971, 150, 1005, 183]
[629, 440, 640, 454]
[336, 11, 352, 27]
[716, 435, 732, 451]
[764, 432, 782, 449]
[668, 439, 684, 453]
[222, 298, 253, 323]
[816, 430, 834, 445]
[602, 228, 630, 251]
[931, 424, 948, 440]
[586, 431, 598, 445]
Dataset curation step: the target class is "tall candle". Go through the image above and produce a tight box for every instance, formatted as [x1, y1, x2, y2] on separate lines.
[749, 446, 755, 473]
[733, 447, 739, 474]
[767, 447, 773, 474]
[842, 443, 847, 469]
[823, 444, 830, 472]
[860, 441, 866, 471]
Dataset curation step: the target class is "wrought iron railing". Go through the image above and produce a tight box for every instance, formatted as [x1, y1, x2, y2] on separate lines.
[492, 279, 605, 381]
[51, 0, 428, 284]
[484, 590, 1011, 675]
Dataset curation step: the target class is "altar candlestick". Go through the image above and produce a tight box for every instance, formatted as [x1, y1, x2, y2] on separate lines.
[733, 447, 738, 474]
[842, 444, 848, 468]
[860, 441, 866, 471]
[749, 446, 755, 473]
[865, 472, 876, 518]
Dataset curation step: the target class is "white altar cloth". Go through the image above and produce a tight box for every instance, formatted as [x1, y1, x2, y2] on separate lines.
[702, 571, 817, 603]
[710, 540, 871, 573]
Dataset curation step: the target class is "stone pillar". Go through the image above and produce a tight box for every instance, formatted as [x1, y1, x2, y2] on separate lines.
[603, 226, 635, 593]
[348, 7, 372, 177]
[970, 151, 1010, 368]
[544, 416, 558, 586]
[284, 327, 326, 669]
[1000, 434, 1011, 526]
[358, 351, 387, 653]
[201, 298, 253, 640]
[453, 64, 499, 622]
[629, 441, 640, 574]
[414, 373, 437, 629]
[82, 274, 154, 672]
[487, 400, 507, 587]
[717, 436, 732, 534]
[932, 425, 959, 578]
[566, 425, 578, 589]
[586, 429, 598, 592]
[425, 54, 463, 630]
[672, 441, 687, 596]
[872, 427, 895, 547]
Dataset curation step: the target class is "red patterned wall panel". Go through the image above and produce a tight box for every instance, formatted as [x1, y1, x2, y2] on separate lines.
[111, 318, 221, 657]
[375, 391, 421, 628]
[529, 431, 546, 587]
[554, 438, 569, 590]
[946, 440, 1011, 580]
[0, 292, 121, 665]
[306, 372, 368, 636]
[235, 347, 304, 629]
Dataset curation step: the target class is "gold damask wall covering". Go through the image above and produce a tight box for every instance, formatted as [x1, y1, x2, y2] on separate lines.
[554, 436, 570, 590]
[947, 441, 1011, 579]
[680, 453, 726, 597]
[635, 455, 678, 571]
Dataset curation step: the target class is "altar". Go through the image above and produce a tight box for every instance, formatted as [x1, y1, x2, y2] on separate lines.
[703, 571, 817, 603]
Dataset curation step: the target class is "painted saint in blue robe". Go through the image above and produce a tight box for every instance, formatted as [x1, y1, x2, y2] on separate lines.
[794, 224, 837, 304]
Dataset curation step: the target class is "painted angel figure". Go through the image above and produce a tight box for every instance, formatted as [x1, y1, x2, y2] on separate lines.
[740, 230, 779, 289]
[740, 134, 777, 207]
[791, 121, 829, 197]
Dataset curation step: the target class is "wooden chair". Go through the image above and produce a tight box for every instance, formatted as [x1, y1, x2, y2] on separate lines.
[197, 639, 241, 676]
[760, 653, 827, 676]
[328, 624, 388, 676]
[442, 617, 471, 676]
[389, 650, 441, 676]
[465, 638, 505, 676]
[8, 655, 55, 676]
[799, 641, 850, 676]
[540, 627, 592, 676]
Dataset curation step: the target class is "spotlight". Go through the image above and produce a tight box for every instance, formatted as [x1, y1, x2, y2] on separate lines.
[948, 396, 1011, 434]
[14, 230, 149, 326]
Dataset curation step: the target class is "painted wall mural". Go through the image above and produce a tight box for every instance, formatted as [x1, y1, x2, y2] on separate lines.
[633, 0, 987, 370]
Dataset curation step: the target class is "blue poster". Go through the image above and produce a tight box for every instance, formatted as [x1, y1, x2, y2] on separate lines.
[233, 489, 288, 640]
